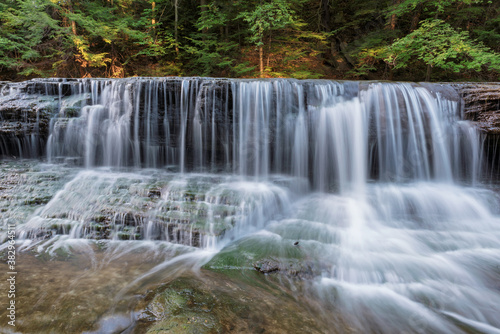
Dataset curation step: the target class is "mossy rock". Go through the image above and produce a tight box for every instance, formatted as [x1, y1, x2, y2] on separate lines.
[138, 279, 223, 333]
[143, 287, 221, 333]
[63, 107, 80, 118]
[135, 271, 331, 334]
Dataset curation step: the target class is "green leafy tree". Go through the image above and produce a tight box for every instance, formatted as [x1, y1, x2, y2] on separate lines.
[59, 0, 167, 77]
[1, 0, 499, 80]
[237, 0, 297, 77]
[0, 0, 62, 77]
[385, 19, 500, 80]
[185, 1, 240, 76]
[351, 0, 500, 80]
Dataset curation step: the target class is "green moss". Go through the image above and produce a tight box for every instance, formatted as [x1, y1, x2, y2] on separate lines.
[135, 272, 329, 334]
[205, 235, 304, 270]
[63, 107, 80, 118]
[142, 280, 223, 334]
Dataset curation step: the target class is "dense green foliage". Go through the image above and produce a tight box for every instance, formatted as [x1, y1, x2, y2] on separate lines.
[0, 0, 499, 80]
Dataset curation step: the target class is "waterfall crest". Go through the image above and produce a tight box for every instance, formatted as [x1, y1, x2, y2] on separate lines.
[0, 78, 483, 188]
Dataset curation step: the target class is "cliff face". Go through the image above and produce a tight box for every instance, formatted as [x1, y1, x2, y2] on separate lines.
[450, 83, 500, 178]
[0, 81, 58, 158]
[452, 83, 500, 134]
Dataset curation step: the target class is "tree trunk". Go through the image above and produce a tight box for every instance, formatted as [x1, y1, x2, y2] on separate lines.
[64, 0, 82, 76]
[174, 0, 179, 54]
[152, 1, 156, 26]
[267, 32, 272, 70]
[152, 1, 156, 42]
[390, 13, 397, 30]
[259, 44, 264, 77]
[71, 20, 77, 36]
[320, 0, 330, 31]
[410, 4, 422, 31]
[389, 0, 401, 30]
[200, 0, 207, 34]
[426, 63, 432, 81]
[66, 0, 77, 35]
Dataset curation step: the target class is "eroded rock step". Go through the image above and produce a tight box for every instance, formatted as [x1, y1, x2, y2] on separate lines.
[1, 161, 295, 248]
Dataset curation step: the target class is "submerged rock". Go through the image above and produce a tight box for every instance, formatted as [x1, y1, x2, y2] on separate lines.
[205, 234, 321, 280]
[135, 272, 333, 333]
[253, 258, 315, 279]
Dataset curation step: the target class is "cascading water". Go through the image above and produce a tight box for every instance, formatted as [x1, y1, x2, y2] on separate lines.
[0, 78, 499, 333]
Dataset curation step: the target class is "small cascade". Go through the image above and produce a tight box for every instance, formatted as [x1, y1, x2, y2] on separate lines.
[16, 169, 294, 249]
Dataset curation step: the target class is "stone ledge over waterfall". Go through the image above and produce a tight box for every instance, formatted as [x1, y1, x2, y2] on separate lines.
[452, 82, 500, 134]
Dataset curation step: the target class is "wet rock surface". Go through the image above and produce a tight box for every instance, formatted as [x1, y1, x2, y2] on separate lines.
[135, 271, 334, 334]
[0, 80, 93, 158]
[0, 251, 346, 334]
[450, 83, 500, 178]
[0, 161, 76, 225]
[452, 82, 500, 133]
[0, 94, 55, 158]
[252, 258, 315, 279]
[0, 161, 292, 248]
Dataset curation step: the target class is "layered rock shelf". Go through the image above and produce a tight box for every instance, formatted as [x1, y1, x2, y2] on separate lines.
[453, 82, 500, 134]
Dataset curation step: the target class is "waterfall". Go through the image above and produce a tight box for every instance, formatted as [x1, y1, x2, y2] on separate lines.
[1, 78, 498, 334]
[1, 77, 482, 185]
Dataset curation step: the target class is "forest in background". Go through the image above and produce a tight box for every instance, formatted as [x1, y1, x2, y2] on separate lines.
[0, 0, 499, 81]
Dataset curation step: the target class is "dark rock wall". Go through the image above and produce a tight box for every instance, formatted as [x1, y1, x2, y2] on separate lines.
[453, 83, 500, 133]
[0, 83, 56, 158]
[451, 83, 500, 179]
